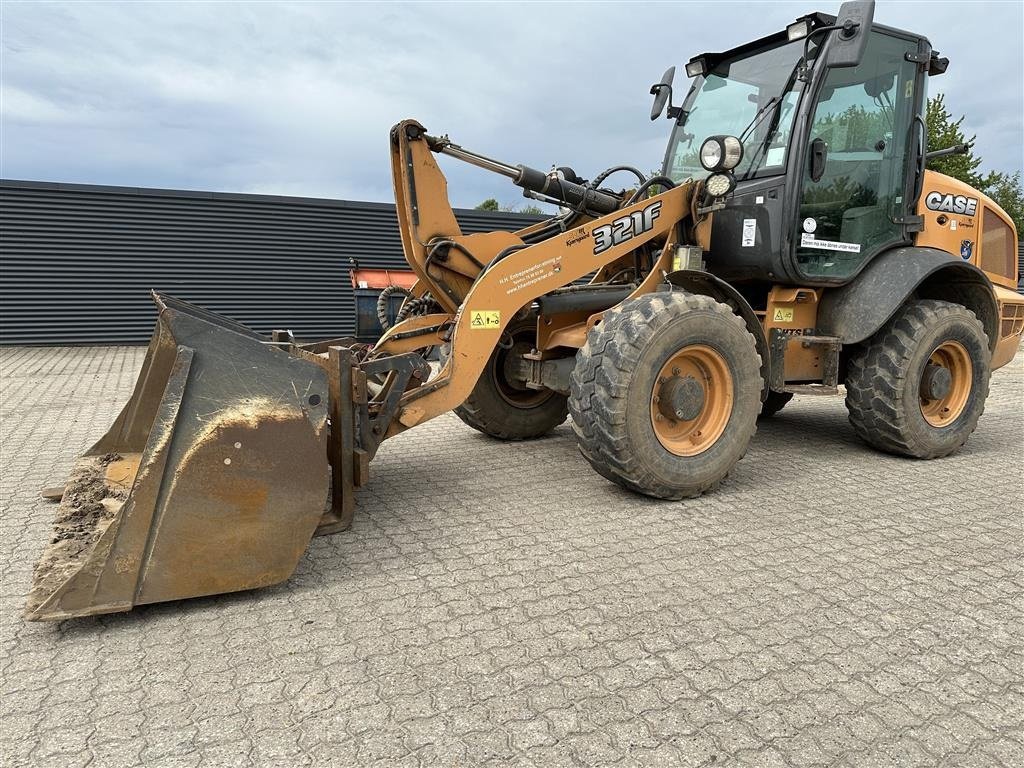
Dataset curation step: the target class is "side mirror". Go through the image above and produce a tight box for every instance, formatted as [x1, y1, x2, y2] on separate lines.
[650, 66, 676, 121]
[825, 0, 875, 68]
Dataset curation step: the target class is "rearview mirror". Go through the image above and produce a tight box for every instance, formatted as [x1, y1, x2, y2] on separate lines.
[825, 0, 875, 68]
[650, 66, 676, 121]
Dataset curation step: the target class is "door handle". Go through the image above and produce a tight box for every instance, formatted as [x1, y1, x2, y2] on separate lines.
[810, 137, 828, 182]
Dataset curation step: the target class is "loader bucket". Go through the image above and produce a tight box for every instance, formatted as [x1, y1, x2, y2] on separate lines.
[25, 294, 332, 621]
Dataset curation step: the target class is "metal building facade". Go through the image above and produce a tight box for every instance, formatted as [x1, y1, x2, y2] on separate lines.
[0, 180, 542, 345]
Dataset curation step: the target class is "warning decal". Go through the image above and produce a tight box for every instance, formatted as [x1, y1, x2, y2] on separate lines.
[800, 233, 861, 253]
[469, 310, 501, 329]
[772, 308, 794, 323]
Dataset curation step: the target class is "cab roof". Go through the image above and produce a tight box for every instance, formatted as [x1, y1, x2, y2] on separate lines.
[686, 12, 931, 72]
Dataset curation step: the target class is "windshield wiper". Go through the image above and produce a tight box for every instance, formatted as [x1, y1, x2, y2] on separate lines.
[739, 96, 781, 145]
[740, 59, 805, 180]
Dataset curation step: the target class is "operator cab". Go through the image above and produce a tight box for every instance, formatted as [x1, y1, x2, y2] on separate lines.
[652, 2, 941, 288]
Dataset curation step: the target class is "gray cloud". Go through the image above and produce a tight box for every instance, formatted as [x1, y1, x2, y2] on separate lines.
[2, 1, 1021, 210]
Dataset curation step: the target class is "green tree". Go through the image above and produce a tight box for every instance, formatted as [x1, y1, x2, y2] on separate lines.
[926, 94, 984, 186]
[477, 199, 546, 215]
[926, 94, 1024, 233]
[815, 104, 890, 151]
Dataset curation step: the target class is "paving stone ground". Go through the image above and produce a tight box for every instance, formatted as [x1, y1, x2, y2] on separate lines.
[1, 344, 1022, 767]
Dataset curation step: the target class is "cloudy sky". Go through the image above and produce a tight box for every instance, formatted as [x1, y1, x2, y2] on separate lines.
[2, 1, 1022, 210]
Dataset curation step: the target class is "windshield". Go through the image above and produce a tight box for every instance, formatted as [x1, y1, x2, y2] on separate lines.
[665, 38, 810, 182]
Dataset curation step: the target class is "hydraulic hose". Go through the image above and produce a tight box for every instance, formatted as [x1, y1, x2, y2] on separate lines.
[590, 165, 647, 188]
[624, 176, 676, 206]
[395, 294, 441, 324]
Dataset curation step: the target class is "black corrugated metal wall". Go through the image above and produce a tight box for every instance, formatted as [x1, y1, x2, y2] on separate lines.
[0, 180, 543, 345]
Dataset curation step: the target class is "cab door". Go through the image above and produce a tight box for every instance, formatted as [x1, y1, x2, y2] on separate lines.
[794, 31, 922, 281]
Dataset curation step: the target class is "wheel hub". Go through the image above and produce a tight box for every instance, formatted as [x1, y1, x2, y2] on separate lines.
[919, 340, 972, 427]
[657, 375, 705, 422]
[920, 363, 952, 401]
[501, 341, 533, 392]
[649, 344, 734, 457]
[494, 337, 553, 409]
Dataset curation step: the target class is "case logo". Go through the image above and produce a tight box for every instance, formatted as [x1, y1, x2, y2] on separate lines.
[925, 191, 978, 216]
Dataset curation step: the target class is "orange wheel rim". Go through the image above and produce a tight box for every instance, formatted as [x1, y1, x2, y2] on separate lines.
[920, 340, 972, 427]
[650, 344, 734, 457]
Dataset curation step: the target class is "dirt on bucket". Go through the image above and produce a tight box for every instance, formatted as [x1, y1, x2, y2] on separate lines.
[25, 454, 128, 617]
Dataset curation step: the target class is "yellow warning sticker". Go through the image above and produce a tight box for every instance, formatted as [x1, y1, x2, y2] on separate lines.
[469, 310, 501, 329]
[772, 308, 794, 323]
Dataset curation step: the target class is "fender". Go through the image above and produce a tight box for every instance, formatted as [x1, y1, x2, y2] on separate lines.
[666, 270, 771, 398]
[817, 247, 999, 352]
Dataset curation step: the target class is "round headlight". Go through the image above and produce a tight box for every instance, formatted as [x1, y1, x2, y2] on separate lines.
[705, 172, 735, 198]
[699, 139, 723, 171]
[720, 136, 743, 170]
[699, 135, 744, 172]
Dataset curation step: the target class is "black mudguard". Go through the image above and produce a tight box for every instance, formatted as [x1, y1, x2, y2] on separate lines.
[817, 247, 999, 351]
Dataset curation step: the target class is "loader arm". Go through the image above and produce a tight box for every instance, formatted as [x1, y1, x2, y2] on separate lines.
[384, 118, 696, 434]
[390, 192, 692, 430]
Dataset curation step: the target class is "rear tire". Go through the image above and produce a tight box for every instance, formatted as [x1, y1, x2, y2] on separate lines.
[454, 318, 568, 440]
[569, 292, 761, 500]
[845, 299, 990, 458]
[759, 390, 793, 418]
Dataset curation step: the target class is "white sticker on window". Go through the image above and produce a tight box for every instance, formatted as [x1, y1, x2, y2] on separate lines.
[765, 146, 786, 166]
[755, 195, 764, 205]
[800, 233, 861, 253]
[742, 219, 756, 247]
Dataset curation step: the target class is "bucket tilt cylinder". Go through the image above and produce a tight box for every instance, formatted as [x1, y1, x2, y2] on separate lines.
[424, 131, 621, 215]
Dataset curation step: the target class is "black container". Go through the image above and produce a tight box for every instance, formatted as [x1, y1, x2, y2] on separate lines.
[354, 288, 407, 342]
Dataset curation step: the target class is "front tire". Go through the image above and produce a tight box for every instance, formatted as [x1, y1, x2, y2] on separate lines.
[454, 318, 568, 440]
[845, 299, 990, 458]
[569, 292, 761, 500]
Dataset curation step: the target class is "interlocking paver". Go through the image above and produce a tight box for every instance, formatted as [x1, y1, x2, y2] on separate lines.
[1, 343, 1022, 766]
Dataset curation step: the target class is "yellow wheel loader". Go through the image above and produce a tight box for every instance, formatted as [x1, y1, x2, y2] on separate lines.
[27, 1, 1023, 620]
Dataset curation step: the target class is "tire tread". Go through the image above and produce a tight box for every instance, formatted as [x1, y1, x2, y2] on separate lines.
[845, 299, 989, 458]
[568, 292, 760, 499]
